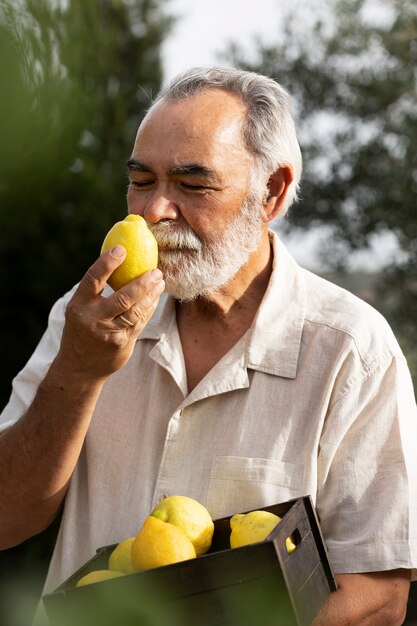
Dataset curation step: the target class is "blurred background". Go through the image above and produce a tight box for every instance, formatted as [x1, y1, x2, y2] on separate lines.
[0, 0, 416, 623]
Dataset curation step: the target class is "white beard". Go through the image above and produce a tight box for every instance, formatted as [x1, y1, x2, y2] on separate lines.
[148, 191, 264, 301]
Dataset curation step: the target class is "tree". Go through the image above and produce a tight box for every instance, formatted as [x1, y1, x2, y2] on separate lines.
[0, 2, 173, 623]
[226, 0, 417, 379]
[0, 0, 173, 409]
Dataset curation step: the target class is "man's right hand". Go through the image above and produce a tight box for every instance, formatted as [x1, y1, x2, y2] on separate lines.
[58, 244, 165, 381]
[0, 245, 164, 549]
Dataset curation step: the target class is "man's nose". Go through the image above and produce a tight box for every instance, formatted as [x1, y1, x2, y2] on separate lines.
[142, 190, 179, 224]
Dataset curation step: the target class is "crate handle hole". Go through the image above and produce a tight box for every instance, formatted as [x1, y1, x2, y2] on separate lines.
[286, 528, 301, 554]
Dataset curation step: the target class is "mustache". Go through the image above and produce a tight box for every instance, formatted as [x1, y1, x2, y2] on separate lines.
[148, 221, 202, 251]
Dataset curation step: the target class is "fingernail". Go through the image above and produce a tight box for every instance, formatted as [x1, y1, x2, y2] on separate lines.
[150, 268, 163, 281]
[111, 245, 126, 258]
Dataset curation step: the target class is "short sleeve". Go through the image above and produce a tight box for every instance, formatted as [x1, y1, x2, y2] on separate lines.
[316, 354, 417, 578]
[0, 285, 77, 431]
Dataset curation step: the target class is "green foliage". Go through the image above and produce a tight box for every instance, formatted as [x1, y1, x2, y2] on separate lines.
[0, 0, 173, 409]
[226, 0, 417, 380]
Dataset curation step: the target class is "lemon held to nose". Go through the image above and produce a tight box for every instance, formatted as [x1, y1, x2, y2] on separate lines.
[131, 515, 196, 572]
[76, 569, 126, 587]
[101, 214, 158, 291]
[151, 495, 214, 556]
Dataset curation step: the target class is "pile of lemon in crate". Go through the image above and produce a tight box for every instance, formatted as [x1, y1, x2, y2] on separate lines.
[76, 495, 295, 587]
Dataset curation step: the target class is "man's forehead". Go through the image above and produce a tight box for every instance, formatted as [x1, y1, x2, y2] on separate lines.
[133, 91, 249, 168]
[138, 90, 247, 138]
[150, 88, 246, 116]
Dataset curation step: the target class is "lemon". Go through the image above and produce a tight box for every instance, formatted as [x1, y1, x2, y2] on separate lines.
[108, 537, 136, 574]
[101, 214, 158, 291]
[76, 569, 126, 587]
[230, 510, 296, 554]
[131, 515, 196, 572]
[151, 495, 214, 556]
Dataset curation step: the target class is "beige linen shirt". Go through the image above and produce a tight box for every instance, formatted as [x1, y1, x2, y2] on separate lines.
[2, 233, 417, 593]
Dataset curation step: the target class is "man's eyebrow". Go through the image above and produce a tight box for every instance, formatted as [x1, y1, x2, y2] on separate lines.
[168, 164, 217, 179]
[126, 158, 152, 172]
[126, 159, 219, 182]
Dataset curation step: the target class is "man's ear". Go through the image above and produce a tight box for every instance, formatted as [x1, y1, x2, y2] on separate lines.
[261, 165, 294, 222]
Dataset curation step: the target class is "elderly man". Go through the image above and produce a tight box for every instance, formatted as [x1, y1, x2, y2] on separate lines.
[1, 67, 416, 625]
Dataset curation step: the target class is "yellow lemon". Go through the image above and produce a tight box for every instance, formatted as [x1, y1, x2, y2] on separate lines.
[101, 214, 158, 291]
[131, 516, 196, 572]
[108, 537, 136, 574]
[151, 495, 214, 556]
[230, 510, 296, 554]
[76, 569, 126, 587]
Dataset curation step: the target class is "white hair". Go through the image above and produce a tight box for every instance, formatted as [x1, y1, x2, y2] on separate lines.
[152, 66, 303, 217]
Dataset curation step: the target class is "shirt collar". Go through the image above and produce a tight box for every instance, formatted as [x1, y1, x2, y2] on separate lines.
[245, 231, 306, 378]
[139, 231, 306, 380]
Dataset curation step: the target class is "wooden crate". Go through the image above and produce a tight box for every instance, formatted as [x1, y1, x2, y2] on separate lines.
[43, 496, 337, 626]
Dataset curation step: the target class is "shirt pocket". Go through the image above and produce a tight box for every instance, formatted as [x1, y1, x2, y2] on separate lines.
[206, 455, 304, 520]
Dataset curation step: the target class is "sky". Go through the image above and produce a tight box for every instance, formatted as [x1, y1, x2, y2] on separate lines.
[159, 0, 401, 271]
[161, 0, 287, 84]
